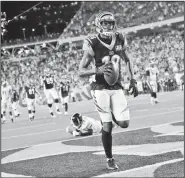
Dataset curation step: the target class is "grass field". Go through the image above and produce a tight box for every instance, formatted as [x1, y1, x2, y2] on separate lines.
[1, 91, 184, 177]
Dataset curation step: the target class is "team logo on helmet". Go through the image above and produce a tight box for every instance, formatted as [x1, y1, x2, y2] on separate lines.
[95, 12, 116, 37]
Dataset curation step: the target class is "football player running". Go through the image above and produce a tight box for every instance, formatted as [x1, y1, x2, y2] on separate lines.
[22, 80, 42, 121]
[1, 81, 14, 123]
[59, 81, 70, 115]
[145, 61, 159, 104]
[79, 12, 138, 170]
[41, 68, 62, 118]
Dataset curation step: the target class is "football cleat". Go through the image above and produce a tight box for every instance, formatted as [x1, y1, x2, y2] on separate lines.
[107, 158, 119, 170]
[64, 111, 68, 115]
[50, 112, 56, 118]
[11, 118, 14, 123]
[15, 113, 20, 118]
[56, 109, 62, 114]
[1, 119, 6, 124]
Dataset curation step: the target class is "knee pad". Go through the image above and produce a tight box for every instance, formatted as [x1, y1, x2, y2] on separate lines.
[33, 110, 35, 113]
[9, 111, 12, 116]
[54, 99, 59, 103]
[28, 110, 32, 114]
[48, 104, 52, 108]
[117, 120, 129, 128]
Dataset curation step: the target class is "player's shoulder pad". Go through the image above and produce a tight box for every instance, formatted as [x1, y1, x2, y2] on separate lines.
[83, 35, 97, 56]
[84, 35, 98, 49]
[116, 32, 128, 48]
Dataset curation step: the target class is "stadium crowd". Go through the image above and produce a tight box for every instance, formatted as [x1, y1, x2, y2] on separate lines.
[1, 1, 184, 102]
[62, 1, 184, 38]
[1, 1, 184, 44]
[1, 27, 184, 102]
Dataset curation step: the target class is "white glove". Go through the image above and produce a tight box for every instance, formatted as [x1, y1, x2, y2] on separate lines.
[66, 127, 73, 134]
[72, 130, 80, 137]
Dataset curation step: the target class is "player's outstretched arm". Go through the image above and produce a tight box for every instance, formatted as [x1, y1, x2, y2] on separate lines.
[79, 129, 93, 136]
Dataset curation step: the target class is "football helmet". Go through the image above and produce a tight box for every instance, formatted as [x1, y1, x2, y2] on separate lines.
[71, 113, 83, 128]
[95, 12, 116, 37]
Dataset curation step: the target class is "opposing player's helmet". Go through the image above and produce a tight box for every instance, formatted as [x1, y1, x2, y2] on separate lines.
[95, 12, 116, 37]
[71, 113, 83, 128]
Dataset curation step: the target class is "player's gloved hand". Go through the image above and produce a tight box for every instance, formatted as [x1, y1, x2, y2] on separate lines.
[129, 79, 138, 97]
[72, 130, 80, 137]
[96, 62, 113, 76]
[66, 126, 73, 134]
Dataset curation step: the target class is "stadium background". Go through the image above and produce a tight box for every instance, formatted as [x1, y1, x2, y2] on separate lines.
[1, 1, 184, 177]
[1, 1, 184, 102]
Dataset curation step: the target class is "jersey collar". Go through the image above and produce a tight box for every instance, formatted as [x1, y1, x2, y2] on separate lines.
[96, 34, 116, 50]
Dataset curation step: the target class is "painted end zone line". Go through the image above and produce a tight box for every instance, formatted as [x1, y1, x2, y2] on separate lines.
[95, 158, 184, 177]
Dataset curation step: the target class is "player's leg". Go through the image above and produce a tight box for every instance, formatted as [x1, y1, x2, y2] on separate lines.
[1, 100, 7, 123]
[64, 96, 69, 115]
[91, 90, 118, 170]
[111, 89, 130, 129]
[44, 89, 55, 117]
[8, 101, 14, 123]
[26, 98, 33, 121]
[51, 88, 61, 114]
[151, 81, 158, 104]
[12, 101, 20, 118]
[31, 99, 36, 120]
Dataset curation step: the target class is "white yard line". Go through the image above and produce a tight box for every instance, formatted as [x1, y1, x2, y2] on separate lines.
[1, 172, 33, 177]
[2, 109, 182, 140]
[2, 128, 65, 140]
[2, 123, 56, 132]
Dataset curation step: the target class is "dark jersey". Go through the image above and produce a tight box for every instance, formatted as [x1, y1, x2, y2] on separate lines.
[60, 83, 70, 97]
[43, 75, 54, 89]
[11, 89, 19, 102]
[83, 32, 127, 90]
[25, 86, 36, 99]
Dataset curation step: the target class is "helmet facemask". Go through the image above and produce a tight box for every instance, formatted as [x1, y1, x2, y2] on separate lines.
[95, 12, 116, 37]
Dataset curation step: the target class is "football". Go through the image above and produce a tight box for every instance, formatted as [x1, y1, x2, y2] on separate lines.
[104, 54, 120, 86]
